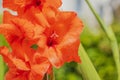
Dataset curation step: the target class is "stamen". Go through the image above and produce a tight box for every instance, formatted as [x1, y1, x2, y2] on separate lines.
[47, 31, 59, 47]
[50, 32, 59, 39]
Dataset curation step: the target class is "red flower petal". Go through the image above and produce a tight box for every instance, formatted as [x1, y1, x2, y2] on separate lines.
[44, 47, 63, 68]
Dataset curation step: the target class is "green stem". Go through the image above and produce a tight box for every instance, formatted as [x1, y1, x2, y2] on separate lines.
[49, 69, 55, 80]
[85, 0, 120, 80]
[0, 56, 4, 80]
[78, 44, 101, 80]
[43, 74, 49, 80]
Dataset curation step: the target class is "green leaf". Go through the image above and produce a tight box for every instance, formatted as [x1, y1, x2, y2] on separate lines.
[31, 44, 38, 50]
[0, 34, 10, 47]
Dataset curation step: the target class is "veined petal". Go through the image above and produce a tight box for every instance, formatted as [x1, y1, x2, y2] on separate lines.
[21, 7, 50, 27]
[0, 24, 21, 43]
[35, 12, 50, 27]
[3, 11, 17, 23]
[28, 72, 42, 80]
[11, 39, 37, 62]
[11, 18, 34, 39]
[5, 69, 28, 80]
[58, 40, 81, 63]
[12, 58, 30, 70]
[37, 34, 47, 50]
[11, 17, 45, 39]
[11, 40, 27, 60]
[58, 14, 83, 47]
[3, 0, 20, 11]
[29, 52, 50, 80]
[31, 63, 50, 77]
[44, 47, 62, 68]
[57, 13, 83, 63]
[45, 0, 62, 8]
[33, 24, 45, 39]
[0, 47, 15, 68]
[42, 7, 56, 24]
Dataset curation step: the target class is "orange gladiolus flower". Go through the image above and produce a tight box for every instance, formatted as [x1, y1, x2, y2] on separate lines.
[3, 0, 62, 12]
[36, 12, 83, 68]
[0, 0, 84, 79]
[0, 16, 45, 59]
[0, 47, 50, 80]
[3, 11, 83, 68]
[1, 9, 83, 68]
[0, 17, 53, 80]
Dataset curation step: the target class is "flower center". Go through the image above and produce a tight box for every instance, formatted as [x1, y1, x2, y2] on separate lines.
[35, 0, 41, 6]
[47, 31, 59, 47]
[24, 0, 41, 12]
